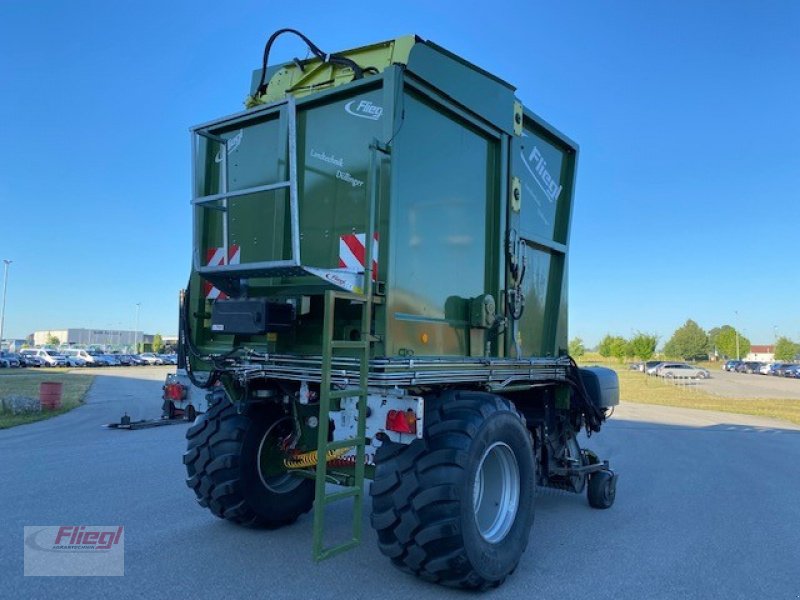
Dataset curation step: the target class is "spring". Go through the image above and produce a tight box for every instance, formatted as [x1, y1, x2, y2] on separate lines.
[284, 447, 351, 469]
[328, 455, 358, 468]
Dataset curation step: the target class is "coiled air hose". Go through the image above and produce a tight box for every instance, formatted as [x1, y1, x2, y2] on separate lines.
[284, 446, 351, 469]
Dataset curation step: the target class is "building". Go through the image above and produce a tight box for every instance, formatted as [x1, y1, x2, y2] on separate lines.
[32, 328, 154, 350]
[0, 338, 28, 352]
[746, 345, 774, 362]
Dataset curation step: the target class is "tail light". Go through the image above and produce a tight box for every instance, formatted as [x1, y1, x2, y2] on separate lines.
[163, 382, 187, 401]
[386, 409, 417, 435]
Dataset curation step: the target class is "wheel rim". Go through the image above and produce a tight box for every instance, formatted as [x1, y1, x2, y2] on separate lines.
[473, 442, 520, 544]
[257, 417, 303, 494]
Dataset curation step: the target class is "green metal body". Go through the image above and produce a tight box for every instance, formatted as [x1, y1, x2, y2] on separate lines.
[188, 37, 577, 362]
[187, 36, 579, 561]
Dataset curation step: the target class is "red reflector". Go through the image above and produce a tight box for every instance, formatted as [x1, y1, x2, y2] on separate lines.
[165, 383, 186, 401]
[386, 409, 417, 435]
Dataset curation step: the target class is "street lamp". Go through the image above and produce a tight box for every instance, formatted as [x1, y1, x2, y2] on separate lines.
[0, 260, 12, 351]
[134, 303, 141, 353]
[734, 310, 740, 361]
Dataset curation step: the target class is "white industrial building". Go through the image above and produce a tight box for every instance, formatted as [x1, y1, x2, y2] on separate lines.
[32, 328, 153, 349]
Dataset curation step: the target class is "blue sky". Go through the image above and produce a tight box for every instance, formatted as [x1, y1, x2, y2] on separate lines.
[1, 0, 798, 347]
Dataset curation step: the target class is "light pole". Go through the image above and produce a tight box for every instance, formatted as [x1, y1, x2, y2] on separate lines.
[134, 303, 141, 353]
[734, 310, 740, 361]
[0, 260, 12, 351]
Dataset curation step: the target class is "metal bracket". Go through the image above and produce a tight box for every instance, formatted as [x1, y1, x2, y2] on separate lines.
[510, 176, 521, 212]
[513, 101, 524, 136]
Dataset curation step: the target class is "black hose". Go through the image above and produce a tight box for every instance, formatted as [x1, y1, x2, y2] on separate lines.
[254, 28, 365, 98]
[563, 356, 605, 434]
[179, 282, 221, 390]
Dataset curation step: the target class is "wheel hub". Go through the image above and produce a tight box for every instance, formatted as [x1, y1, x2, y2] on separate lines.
[473, 442, 520, 543]
[257, 417, 303, 494]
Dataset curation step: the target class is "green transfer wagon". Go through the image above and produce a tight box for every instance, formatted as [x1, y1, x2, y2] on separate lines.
[180, 29, 619, 590]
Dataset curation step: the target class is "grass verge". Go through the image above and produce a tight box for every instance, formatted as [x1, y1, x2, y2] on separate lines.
[613, 368, 800, 426]
[0, 370, 95, 429]
[579, 358, 800, 427]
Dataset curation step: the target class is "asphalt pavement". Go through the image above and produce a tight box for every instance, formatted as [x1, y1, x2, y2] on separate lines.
[2, 367, 800, 599]
[696, 368, 800, 399]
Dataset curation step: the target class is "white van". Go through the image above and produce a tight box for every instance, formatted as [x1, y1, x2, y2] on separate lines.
[20, 348, 67, 367]
[62, 348, 99, 366]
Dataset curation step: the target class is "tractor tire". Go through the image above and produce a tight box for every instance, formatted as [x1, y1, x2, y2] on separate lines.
[370, 390, 535, 590]
[183, 400, 314, 528]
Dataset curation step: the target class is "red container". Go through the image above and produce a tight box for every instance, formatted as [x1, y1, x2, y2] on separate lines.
[40, 382, 63, 411]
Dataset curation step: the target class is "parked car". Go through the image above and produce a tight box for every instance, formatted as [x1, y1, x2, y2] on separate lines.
[723, 360, 743, 372]
[158, 354, 177, 365]
[129, 354, 146, 366]
[19, 349, 67, 367]
[18, 354, 44, 367]
[774, 363, 798, 377]
[61, 354, 86, 367]
[62, 348, 102, 366]
[0, 352, 21, 368]
[138, 353, 164, 365]
[87, 351, 113, 366]
[645, 361, 666, 376]
[113, 354, 133, 366]
[783, 364, 800, 378]
[734, 361, 761, 374]
[657, 363, 710, 379]
[101, 354, 121, 366]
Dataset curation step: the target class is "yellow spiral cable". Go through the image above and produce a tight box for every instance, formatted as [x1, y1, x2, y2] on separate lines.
[284, 446, 351, 469]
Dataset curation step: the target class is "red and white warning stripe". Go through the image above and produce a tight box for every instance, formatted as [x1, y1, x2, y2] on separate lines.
[203, 245, 240, 300]
[338, 233, 378, 280]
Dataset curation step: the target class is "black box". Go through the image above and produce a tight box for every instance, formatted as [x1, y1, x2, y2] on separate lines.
[211, 299, 295, 335]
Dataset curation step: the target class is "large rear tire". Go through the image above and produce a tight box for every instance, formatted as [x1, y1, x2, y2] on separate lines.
[370, 390, 535, 590]
[183, 400, 314, 528]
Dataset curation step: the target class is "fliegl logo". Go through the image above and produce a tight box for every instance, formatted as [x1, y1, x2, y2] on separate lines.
[521, 146, 563, 203]
[345, 99, 383, 121]
[26, 526, 124, 552]
[214, 129, 244, 163]
[24, 525, 125, 576]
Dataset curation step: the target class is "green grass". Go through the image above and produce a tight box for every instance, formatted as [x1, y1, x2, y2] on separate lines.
[0, 370, 95, 429]
[578, 356, 800, 426]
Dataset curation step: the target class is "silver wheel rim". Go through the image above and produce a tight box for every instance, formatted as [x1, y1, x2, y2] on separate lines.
[473, 442, 520, 543]
[257, 417, 302, 494]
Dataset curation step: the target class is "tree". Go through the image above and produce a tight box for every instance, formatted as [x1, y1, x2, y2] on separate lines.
[152, 333, 164, 354]
[45, 333, 60, 346]
[710, 325, 750, 360]
[609, 337, 627, 361]
[629, 332, 658, 362]
[598, 334, 627, 361]
[774, 336, 799, 362]
[568, 337, 585, 358]
[597, 334, 614, 358]
[663, 319, 708, 360]
[597, 335, 628, 362]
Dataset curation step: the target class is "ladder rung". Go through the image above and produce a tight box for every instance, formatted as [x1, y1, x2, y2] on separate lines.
[327, 388, 367, 400]
[330, 340, 369, 350]
[326, 438, 365, 451]
[316, 539, 360, 562]
[324, 488, 361, 504]
[193, 180, 291, 205]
